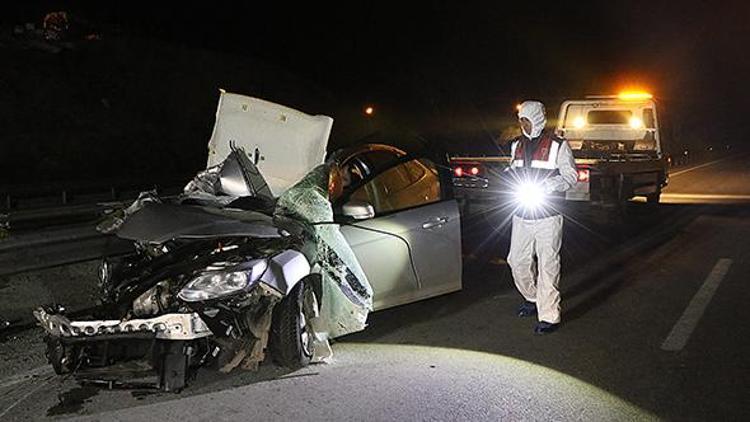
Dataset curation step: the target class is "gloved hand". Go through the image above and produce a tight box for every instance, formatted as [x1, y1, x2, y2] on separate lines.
[543, 179, 556, 195]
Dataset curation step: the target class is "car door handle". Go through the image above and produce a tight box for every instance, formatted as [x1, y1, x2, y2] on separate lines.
[422, 216, 449, 229]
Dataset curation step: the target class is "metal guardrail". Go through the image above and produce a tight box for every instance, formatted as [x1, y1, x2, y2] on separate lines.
[0, 180, 185, 275]
[0, 176, 187, 212]
[1, 183, 183, 233]
[0, 176, 187, 276]
[0, 222, 134, 277]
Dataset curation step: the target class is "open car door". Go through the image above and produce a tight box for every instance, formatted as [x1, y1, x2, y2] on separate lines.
[338, 156, 462, 310]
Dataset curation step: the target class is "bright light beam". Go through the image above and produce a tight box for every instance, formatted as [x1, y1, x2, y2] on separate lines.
[515, 181, 547, 211]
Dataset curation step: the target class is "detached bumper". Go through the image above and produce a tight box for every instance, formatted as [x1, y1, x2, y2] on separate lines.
[33, 308, 213, 341]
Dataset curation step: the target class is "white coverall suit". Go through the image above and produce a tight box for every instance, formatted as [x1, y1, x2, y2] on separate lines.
[507, 101, 578, 324]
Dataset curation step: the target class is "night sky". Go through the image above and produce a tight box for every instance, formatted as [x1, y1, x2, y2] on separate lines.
[92, 2, 750, 114]
[3, 1, 749, 183]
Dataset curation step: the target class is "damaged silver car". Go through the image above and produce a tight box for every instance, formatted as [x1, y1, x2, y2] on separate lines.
[33, 93, 462, 391]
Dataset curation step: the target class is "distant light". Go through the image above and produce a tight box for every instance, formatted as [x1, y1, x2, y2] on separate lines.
[364, 106, 374, 116]
[470, 166, 480, 176]
[629, 116, 643, 129]
[573, 116, 586, 129]
[453, 167, 463, 177]
[618, 91, 653, 101]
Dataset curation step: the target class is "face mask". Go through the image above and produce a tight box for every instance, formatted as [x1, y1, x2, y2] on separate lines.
[522, 122, 544, 139]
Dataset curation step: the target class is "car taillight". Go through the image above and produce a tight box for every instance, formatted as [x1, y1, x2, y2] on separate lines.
[577, 169, 590, 182]
[470, 166, 480, 176]
[453, 167, 463, 177]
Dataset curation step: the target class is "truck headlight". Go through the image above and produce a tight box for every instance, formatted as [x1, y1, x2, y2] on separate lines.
[515, 182, 547, 210]
[629, 116, 643, 129]
[573, 116, 586, 128]
[178, 259, 268, 302]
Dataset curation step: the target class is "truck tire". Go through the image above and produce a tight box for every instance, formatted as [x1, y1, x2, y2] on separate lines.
[270, 279, 315, 368]
[646, 191, 661, 205]
[44, 336, 74, 375]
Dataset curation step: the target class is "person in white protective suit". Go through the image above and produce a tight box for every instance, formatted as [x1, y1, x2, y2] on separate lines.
[506, 100, 578, 334]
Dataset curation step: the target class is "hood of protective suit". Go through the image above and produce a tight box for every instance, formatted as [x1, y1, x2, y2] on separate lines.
[518, 100, 547, 139]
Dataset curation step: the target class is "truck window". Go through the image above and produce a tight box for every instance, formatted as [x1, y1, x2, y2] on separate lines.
[563, 104, 586, 127]
[587, 110, 632, 124]
[643, 108, 656, 129]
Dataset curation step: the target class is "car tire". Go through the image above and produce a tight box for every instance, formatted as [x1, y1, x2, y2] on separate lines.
[270, 279, 315, 368]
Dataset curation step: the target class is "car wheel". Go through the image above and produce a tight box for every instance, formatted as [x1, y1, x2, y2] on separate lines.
[270, 279, 315, 368]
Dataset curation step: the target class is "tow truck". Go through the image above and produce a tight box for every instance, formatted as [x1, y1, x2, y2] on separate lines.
[450, 92, 669, 220]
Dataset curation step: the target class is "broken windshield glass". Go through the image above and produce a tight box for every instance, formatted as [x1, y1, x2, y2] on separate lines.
[274, 163, 373, 339]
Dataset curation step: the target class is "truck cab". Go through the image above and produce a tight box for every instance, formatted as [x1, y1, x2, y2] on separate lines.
[557, 93, 662, 161]
[556, 92, 668, 204]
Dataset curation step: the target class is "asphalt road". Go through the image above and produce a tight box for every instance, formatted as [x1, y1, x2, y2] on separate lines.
[1, 155, 749, 421]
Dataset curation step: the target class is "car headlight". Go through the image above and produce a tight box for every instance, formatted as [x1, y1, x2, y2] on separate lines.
[515, 181, 547, 210]
[178, 259, 268, 302]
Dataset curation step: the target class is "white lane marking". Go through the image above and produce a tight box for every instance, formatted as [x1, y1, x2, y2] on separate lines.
[0, 376, 51, 419]
[669, 157, 730, 177]
[661, 258, 733, 351]
[0, 366, 53, 389]
[660, 193, 750, 203]
[662, 193, 750, 200]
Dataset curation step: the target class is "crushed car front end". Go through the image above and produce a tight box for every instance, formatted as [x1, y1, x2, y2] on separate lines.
[32, 93, 374, 391]
[34, 226, 314, 391]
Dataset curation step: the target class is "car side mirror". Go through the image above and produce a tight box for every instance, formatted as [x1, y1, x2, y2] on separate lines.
[341, 200, 375, 220]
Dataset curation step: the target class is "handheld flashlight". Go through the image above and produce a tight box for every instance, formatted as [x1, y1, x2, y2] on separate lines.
[515, 181, 547, 210]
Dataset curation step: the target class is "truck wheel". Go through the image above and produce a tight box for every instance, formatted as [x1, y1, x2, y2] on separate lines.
[44, 336, 74, 375]
[270, 279, 315, 368]
[646, 191, 661, 205]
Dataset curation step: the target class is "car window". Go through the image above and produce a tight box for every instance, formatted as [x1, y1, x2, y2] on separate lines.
[349, 158, 441, 214]
[342, 149, 404, 191]
[403, 158, 426, 182]
[354, 150, 403, 177]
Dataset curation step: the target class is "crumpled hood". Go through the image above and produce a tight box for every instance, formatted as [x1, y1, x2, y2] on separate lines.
[205, 92, 333, 197]
[116, 203, 281, 244]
